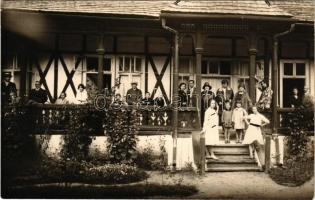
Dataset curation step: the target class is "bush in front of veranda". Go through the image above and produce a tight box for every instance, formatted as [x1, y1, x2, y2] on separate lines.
[269, 99, 314, 186]
[11, 157, 148, 186]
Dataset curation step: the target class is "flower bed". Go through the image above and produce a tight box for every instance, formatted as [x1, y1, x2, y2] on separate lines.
[9, 158, 148, 186]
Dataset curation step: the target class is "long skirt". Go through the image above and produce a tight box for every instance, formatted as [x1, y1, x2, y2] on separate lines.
[205, 126, 220, 145]
[243, 125, 264, 145]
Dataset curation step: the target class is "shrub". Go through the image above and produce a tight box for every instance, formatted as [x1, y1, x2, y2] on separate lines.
[134, 146, 155, 170]
[11, 158, 147, 185]
[60, 106, 103, 161]
[104, 107, 139, 164]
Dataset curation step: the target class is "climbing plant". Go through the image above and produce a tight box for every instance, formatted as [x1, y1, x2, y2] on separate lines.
[104, 106, 139, 164]
[282, 100, 314, 158]
[60, 106, 102, 161]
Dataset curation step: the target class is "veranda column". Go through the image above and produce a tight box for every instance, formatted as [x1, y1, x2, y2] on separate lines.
[195, 31, 205, 174]
[249, 48, 257, 102]
[248, 31, 257, 103]
[172, 33, 179, 171]
[96, 34, 105, 91]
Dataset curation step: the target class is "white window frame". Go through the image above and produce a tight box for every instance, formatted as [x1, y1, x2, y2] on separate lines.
[178, 56, 195, 83]
[84, 54, 115, 89]
[279, 59, 309, 107]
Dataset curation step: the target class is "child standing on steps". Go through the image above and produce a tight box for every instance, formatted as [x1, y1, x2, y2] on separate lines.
[202, 99, 219, 159]
[222, 100, 233, 143]
[232, 99, 248, 143]
[243, 106, 270, 158]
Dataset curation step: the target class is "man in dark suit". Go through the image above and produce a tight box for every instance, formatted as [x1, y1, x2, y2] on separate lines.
[1, 72, 17, 105]
[216, 79, 234, 126]
[28, 81, 48, 104]
[126, 82, 142, 105]
[187, 80, 197, 107]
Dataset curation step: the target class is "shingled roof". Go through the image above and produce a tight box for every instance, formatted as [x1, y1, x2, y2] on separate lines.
[1, 0, 314, 22]
[270, 0, 314, 22]
[1, 0, 173, 18]
[162, 0, 292, 18]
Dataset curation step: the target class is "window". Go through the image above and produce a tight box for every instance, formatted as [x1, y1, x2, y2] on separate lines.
[296, 63, 305, 76]
[283, 62, 306, 77]
[201, 60, 231, 75]
[179, 57, 194, 83]
[118, 56, 142, 73]
[86, 56, 112, 90]
[284, 63, 293, 76]
[86, 57, 111, 72]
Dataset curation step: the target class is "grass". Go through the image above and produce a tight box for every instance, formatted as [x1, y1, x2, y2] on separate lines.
[3, 183, 198, 198]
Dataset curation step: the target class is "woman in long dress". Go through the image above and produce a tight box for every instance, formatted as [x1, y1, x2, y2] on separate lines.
[243, 106, 270, 157]
[202, 99, 219, 159]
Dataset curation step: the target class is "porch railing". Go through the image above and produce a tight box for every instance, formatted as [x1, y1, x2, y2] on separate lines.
[2, 104, 200, 135]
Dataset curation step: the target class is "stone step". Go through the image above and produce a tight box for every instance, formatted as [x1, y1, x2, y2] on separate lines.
[206, 165, 262, 172]
[207, 144, 250, 154]
[206, 157, 256, 164]
[214, 154, 253, 160]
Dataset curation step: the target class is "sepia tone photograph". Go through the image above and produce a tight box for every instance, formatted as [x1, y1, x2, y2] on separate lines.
[1, 0, 314, 199]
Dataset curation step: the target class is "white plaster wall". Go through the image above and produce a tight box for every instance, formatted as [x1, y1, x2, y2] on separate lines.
[147, 56, 171, 100]
[39, 134, 174, 166]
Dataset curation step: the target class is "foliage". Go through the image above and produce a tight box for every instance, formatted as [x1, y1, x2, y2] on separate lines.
[134, 146, 156, 170]
[270, 99, 314, 186]
[60, 106, 103, 161]
[2, 106, 38, 160]
[11, 158, 148, 186]
[269, 140, 314, 186]
[281, 100, 314, 158]
[4, 183, 198, 198]
[104, 107, 139, 163]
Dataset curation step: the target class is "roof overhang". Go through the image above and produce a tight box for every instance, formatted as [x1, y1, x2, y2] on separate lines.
[160, 12, 298, 22]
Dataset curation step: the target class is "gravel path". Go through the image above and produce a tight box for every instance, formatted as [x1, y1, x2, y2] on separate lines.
[146, 171, 314, 199]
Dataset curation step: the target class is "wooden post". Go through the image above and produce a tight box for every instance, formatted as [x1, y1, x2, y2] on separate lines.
[272, 39, 279, 132]
[248, 32, 257, 103]
[97, 34, 105, 92]
[195, 31, 205, 174]
[172, 33, 179, 172]
[265, 134, 272, 172]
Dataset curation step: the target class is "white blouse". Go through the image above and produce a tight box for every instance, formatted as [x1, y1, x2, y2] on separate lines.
[75, 90, 88, 104]
[247, 113, 269, 126]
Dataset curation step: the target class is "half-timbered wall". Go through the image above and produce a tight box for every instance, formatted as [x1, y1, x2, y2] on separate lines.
[6, 33, 172, 103]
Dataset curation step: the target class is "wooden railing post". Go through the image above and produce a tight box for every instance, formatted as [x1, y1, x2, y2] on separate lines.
[200, 131, 205, 174]
[265, 134, 272, 172]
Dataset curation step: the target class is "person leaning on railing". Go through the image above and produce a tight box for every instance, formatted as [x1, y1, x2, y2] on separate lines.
[55, 92, 69, 104]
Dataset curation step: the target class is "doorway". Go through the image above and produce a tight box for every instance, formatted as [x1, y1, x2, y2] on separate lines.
[282, 78, 305, 107]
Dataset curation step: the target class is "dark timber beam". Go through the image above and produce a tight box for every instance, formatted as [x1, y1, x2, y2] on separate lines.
[97, 34, 105, 92]
[249, 32, 257, 103]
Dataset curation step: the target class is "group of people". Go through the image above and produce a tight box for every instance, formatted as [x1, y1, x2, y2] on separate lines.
[202, 93, 270, 160]
[1, 72, 89, 106]
[111, 82, 165, 107]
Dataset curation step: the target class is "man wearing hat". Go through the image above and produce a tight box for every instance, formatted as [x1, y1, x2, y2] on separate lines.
[1, 72, 17, 105]
[126, 82, 142, 105]
[232, 82, 252, 111]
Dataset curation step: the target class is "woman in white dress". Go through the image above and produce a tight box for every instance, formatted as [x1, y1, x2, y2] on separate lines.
[243, 106, 270, 157]
[75, 84, 88, 104]
[202, 99, 219, 159]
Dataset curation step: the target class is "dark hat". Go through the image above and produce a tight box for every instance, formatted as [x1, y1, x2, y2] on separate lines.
[221, 79, 229, 84]
[178, 82, 187, 89]
[131, 82, 138, 85]
[202, 82, 212, 90]
[2, 72, 12, 78]
[236, 99, 242, 104]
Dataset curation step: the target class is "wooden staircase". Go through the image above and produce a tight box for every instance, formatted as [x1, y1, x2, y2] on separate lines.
[205, 144, 263, 172]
